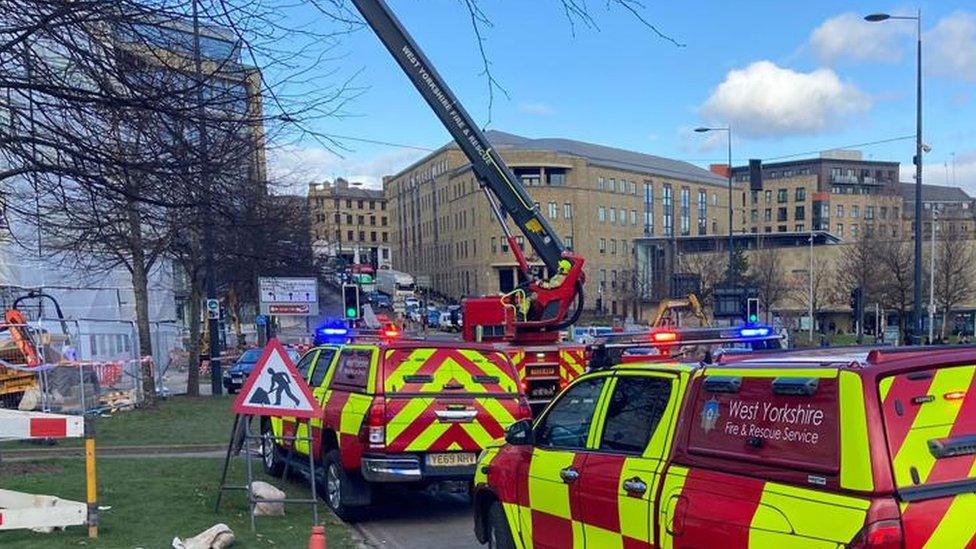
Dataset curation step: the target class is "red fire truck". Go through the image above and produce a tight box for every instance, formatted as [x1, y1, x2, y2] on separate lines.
[351, 0, 588, 409]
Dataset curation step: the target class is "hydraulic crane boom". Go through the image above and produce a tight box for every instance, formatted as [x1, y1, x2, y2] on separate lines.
[352, 0, 585, 332]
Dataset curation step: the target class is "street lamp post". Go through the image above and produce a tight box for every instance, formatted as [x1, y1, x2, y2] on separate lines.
[809, 229, 816, 343]
[694, 126, 734, 286]
[929, 208, 938, 342]
[866, 9, 923, 344]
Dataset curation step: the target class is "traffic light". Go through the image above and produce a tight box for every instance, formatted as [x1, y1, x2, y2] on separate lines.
[746, 297, 760, 324]
[849, 287, 863, 314]
[342, 284, 360, 319]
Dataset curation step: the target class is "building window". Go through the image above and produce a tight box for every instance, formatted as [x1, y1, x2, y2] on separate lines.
[865, 206, 875, 220]
[777, 189, 788, 203]
[491, 237, 497, 253]
[598, 177, 605, 190]
[565, 235, 573, 250]
[837, 223, 844, 237]
[598, 206, 606, 223]
[516, 236, 525, 250]
[501, 238, 509, 252]
[546, 168, 567, 186]
[609, 207, 617, 224]
[795, 205, 805, 221]
[680, 187, 691, 236]
[777, 207, 787, 222]
[347, 230, 353, 240]
[851, 205, 860, 218]
[564, 203, 572, 219]
[630, 209, 637, 225]
[795, 187, 806, 201]
[697, 189, 707, 235]
[548, 202, 558, 219]
[778, 225, 787, 232]
[599, 238, 606, 253]
[852, 224, 859, 238]
[611, 239, 617, 254]
[836, 205, 844, 218]
[644, 183, 655, 235]
[751, 210, 759, 223]
[382, 232, 388, 242]
[663, 184, 673, 237]
[880, 206, 888, 219]
[795, 224, 805, 232]
[764, 209, 772, 222]
[609, 178, 617, 192]
[712, 193, 718, 206]
[764, 190, 772, 203]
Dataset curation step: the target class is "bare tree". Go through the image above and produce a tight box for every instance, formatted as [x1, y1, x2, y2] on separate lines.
[788, 256, 837, 336]
[676, 252, 725, 311]
[932, 229, 976, 338]
[749, 240, 788, 323]
[873, 238, 914, 341]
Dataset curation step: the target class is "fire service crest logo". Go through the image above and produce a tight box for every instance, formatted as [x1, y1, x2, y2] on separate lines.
[700, 398, 720, 433]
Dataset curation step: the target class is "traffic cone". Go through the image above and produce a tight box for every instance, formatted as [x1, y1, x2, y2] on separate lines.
[308, 525, 327, 549]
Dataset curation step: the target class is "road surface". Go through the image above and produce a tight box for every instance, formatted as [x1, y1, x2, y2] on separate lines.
[354, 486, 480, 549]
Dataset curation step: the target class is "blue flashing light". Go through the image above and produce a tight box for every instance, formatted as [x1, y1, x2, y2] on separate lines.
[739, 327, 771, 338]
[319, 327, 348, 336]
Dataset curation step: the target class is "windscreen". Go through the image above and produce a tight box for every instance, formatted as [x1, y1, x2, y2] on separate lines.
[879, 365, 976, 490]
[383, 348, 518, 395]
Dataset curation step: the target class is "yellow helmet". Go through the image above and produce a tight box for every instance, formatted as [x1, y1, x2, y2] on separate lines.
[558, 259, 572, 274]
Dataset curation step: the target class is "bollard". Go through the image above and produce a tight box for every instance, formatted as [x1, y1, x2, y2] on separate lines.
[308, 524, 327, 549]
[84, 417, 98, 539]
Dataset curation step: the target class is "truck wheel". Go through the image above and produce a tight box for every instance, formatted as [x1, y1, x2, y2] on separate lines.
[486, 501, 516, 549]
[324, 449, 367, 522]
[260, 419, 285, 478]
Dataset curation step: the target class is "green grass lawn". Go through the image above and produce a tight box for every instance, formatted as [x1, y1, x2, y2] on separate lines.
[4, 395, 237, 451]
[0, 457, 357, 548]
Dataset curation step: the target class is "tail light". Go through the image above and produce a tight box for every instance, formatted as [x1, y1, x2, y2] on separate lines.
[520, 379, 529, 394]
[559, 378, 568, 390]
[516, 397, 533, 420]
[359, 397, 387, 450]
[849, 500, 903, 549]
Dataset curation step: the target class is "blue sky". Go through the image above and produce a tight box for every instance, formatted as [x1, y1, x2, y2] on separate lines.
[266, 1, 976, 193]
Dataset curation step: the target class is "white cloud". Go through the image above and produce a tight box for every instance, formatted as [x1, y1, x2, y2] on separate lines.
[699, 61, 872, 138]
[809, 12, 910, 64]
[266, 144, 426, 193]
[927, 12, 976, 81]
[517, 102, 555, 117]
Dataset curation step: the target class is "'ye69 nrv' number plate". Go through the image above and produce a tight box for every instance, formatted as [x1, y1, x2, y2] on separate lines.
[426, 452, 477, 467]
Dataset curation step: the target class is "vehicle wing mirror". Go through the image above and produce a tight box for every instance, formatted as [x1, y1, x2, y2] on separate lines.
[504, 419, 534, 446]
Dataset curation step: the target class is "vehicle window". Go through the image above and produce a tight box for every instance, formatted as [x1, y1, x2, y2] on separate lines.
[239, 349, 262, 363]
[329, 348, 374, 392]
[535, 378, 605, 449]
[599, 376, 673, 454]
[309, 348, 337, 388]
[295, 351, 317, 381]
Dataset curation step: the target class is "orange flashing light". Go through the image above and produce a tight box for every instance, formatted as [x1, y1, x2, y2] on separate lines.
[382, 324, 401, 339]
[651, 331, 679, 343]
[944, 391, 966, 401]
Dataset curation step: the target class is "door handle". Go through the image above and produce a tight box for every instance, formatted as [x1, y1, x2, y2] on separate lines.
[623, 476, 647, 497]
[559, 467, 580, 483]
[666, 494, 689, 536]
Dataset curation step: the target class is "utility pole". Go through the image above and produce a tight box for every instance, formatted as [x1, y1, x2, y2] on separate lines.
[929, 208, 937, 342]
[808, 229, 815, 343]
[193, 0, 222, 395]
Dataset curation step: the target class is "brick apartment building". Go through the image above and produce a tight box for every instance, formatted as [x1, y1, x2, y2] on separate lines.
[308, 178, 392, 269]
[730, 150, 903, 240]
[384, 130, 729, 316]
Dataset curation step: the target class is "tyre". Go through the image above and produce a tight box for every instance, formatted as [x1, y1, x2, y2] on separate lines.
[323, 449, 367, 522]
[260, 419, 285, 478]
[486, 501, 516, 549]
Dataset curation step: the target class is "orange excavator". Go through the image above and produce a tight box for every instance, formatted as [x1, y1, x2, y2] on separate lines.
[0, 308, 43, 407]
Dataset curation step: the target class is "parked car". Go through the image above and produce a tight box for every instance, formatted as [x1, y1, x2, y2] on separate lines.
[265, 341, 530, 521]
[438, 311, 455, 332]
[223, 347, 301, 394]
[368, 292, 391, 310]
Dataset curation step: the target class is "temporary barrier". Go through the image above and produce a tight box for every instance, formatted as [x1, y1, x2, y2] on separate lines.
[0, 409, 98, 537]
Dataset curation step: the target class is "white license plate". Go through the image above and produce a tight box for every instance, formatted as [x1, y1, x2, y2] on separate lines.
[425, 452, 477, 467]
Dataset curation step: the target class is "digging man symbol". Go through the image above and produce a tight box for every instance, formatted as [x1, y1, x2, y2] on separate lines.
[248, 367, 300, 407]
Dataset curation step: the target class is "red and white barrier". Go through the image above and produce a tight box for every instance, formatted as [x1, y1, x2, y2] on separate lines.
[0, 409, 84, 439]
[0, 409, 89, 533]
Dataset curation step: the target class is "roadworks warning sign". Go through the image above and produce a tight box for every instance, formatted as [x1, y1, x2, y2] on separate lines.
[231, 339, 322, 419]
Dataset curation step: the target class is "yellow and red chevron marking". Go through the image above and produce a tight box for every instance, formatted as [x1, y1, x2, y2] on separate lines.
[559, 348, 586, 384]
[384, 396, 517, 452]
[383, 348, 518, 394]
[880, 364, 976, 548]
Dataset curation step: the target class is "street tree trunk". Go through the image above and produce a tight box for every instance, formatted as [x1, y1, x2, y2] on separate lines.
[126, 196, 157, 406]
[186, 282, 203, 397]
